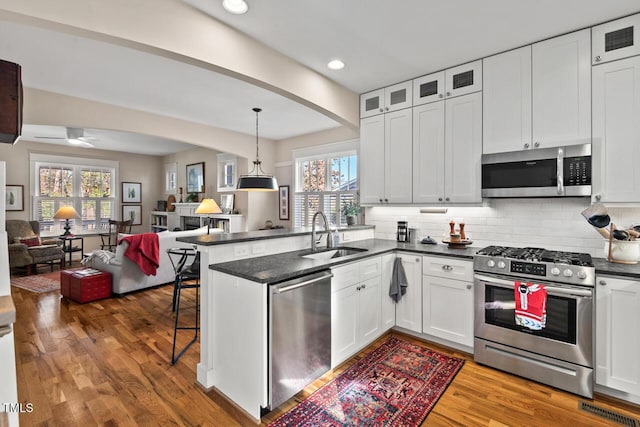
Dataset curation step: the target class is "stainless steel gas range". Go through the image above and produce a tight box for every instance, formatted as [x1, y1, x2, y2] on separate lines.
[473, 246, 595, 398]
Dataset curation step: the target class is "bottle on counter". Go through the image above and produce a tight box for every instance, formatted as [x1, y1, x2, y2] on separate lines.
[332, 229, 340, 247]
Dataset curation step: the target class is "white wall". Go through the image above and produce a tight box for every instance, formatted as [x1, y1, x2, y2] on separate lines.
[366, 198, 640, 258]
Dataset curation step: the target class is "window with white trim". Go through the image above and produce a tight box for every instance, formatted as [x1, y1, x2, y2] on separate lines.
[165, 162, 177, 194]
[294, 150, 358, 227]
[31, 154, 118, 236]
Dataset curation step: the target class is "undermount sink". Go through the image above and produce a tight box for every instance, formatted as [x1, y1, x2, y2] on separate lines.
[301, 247, 367, 261]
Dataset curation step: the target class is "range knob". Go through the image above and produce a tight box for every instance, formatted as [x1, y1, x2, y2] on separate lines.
[497, 261, 506, 269]
[577, 270, 587, 280]
[551, 267, 560, 276]
[487, 260, 495, 268]
[563, 269, 574, 278]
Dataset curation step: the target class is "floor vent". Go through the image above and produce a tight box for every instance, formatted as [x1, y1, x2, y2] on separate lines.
[579, 401, 639, 426]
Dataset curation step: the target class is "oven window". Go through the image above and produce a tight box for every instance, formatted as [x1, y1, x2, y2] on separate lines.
[482, 159, 557, 189]
[484, 285, 577, 344]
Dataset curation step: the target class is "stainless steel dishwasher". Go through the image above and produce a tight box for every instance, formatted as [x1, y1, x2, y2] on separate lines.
[268, 270, 332, 410]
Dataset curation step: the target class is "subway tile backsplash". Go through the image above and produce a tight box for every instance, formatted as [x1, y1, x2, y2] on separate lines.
[365, 198, 640, 258]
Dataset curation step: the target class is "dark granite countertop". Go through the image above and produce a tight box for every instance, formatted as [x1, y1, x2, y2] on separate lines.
[177, 224, 375, 246]
[209, 238, 479, 284]
[594, 257, 640, 280]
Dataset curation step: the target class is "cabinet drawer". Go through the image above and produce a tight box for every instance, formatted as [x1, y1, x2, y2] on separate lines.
[359, 256, 382, 281]
[331, 262, 360, 292]
[423, 255, 473, 282]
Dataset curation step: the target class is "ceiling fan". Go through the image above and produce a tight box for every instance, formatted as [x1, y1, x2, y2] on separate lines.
[34, 127, 96, 148]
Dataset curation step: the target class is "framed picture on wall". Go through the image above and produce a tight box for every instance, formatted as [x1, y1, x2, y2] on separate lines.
[6, 185, 24, 211]
[279, 185, 289, 221]
[122, 205, 142, 225]
[122, 182, 141, 203]
[186, 162, 205, 193]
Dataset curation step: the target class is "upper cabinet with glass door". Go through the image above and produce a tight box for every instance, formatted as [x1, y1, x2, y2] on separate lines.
[360, 81, 412, 118]
[445, 61, 483, 98]
[593, 13, 640, 65]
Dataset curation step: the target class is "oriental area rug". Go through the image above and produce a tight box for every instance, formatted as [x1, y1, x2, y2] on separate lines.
[268, 336, 464, 427]
[10, 270, 61, 293]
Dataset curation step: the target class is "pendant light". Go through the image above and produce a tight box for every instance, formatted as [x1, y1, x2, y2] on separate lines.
[237, 107, 278, 191]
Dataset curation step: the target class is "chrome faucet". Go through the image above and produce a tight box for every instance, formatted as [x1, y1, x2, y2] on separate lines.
[311, 211, 333, 251]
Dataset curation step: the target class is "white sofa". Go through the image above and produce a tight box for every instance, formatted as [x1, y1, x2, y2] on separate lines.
[90, 226, 221, 295]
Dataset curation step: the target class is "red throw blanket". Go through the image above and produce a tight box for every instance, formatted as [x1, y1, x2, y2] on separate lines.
[118, 233, 160, 276]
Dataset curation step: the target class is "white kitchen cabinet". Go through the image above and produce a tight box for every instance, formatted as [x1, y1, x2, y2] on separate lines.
[413, 92, 481, 204]
[483, 46, 532, 154]
[360, 108, 413, 204]
[592, 55, 640, 203]
[532, 29, 591, 149]
[360, 81, 412, 118]
[422, 256, 474, 348]
[413, 71, 445, 106]
[592, 13, 640, 65]
[394, 253, 422, 333]
[445, 60, 482, 98]
[380, 253, 396, 331]
[150, 211, 178, 233]
[595, 276, 640, 400]
[331, 258, 382, 368]
[444, 92, 483, 203]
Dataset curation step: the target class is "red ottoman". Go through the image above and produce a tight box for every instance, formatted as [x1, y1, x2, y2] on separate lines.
[60, 268, 112, 303]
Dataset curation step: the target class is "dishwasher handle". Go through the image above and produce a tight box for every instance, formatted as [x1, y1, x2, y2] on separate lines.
[273, 272, 333, 294]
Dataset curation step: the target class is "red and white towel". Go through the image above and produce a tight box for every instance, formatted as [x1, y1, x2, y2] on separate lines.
[514, 281, 547, 330]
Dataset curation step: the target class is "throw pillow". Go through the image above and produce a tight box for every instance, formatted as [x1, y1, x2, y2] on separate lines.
[15, 236, 41, 247]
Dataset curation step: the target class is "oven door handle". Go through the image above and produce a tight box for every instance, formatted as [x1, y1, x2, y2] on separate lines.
[474, 274, 592, 298]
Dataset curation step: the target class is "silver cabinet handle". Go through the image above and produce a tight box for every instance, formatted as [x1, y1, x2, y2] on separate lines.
[534, 142, 540, 148]
[595, 194, 602, 201]
[356, 286, 361, 291]
[524, 143, 530, 149]
[466, 284, 472, 290]
[379, 108, 384, 112]
[416, 258, 420, 262]
[438, 197, 443, 202]
[599, 280, 606, 286]
[379, 198, 383, 203]
[385, 107, 389, 111]
[361, 284, 366, 289]
[384, 198, 388, 203]
[595, 55, 601, 62]
[442, 265, 452, 271]
[446, 91, 451, 97]
[445, 197, 450, 202]
[438, 94, 444, 99]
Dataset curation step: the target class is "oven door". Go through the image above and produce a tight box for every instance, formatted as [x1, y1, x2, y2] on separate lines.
[474, 273, 593, 367]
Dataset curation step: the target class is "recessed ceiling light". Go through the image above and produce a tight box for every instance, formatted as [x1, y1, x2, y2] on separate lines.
[222, 0, 248, 14]
[327, 59, 345, 70]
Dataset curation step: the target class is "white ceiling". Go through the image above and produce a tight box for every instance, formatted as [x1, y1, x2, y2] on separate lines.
[2, 1, 640, 155]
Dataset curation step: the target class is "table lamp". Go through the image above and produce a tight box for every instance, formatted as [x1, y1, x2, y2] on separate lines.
[194, 198, 222, 234]
[54, 206, 80, 236]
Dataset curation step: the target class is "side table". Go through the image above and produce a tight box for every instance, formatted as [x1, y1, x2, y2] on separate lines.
[59, 236, 84, 266]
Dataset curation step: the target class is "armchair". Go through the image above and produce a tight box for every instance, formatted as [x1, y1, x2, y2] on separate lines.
[99, 219, 132, 251]
[6, 220, 65, 275]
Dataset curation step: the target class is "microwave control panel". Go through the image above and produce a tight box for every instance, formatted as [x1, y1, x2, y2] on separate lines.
[564, 156, 591, 186]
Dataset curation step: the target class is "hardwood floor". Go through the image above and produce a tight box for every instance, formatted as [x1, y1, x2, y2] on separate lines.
[10, 272, 640, 426]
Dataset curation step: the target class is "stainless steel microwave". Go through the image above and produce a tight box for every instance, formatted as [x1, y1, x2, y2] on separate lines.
[481, 143, 591, 197]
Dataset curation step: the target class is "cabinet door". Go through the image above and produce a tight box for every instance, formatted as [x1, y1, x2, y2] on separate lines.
[384, 108, 413, 203]
[532, 29, 591, 149]
[422, 275, 474, 347]
[596, 276, 640, 396]
[445, 60, 482, 98]
[331, 284, 359, 368]
[592, 56, 640, 203]
[413, 71, 445, 106]
[358, 276, 382, 345]
[359, 115, 386, 204]
[395, 254, 422, 333]
[385, 81, 413, 113]
[444, 92, 482, 203]
[360, 88, 385, 118]
[413, 101, 445, 203]
[592, 13, 640, 65]
[483, 46, 532, 154]
[380, 253, 396, 331]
